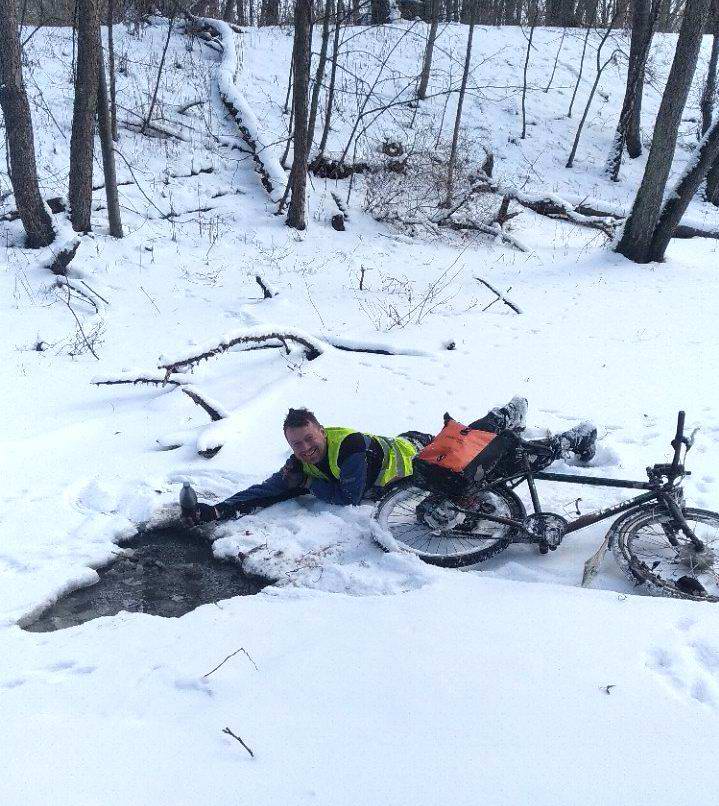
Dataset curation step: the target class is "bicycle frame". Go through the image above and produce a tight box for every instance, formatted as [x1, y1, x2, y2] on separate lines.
[450, 411, 702, 549]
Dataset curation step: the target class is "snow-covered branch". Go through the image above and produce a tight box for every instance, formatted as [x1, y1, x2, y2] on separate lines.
[157, 326, 326, 373]
[184, 15, 287, 202]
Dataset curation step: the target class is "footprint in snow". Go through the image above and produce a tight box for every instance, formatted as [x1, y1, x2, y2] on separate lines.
[646, 621, 719, 710]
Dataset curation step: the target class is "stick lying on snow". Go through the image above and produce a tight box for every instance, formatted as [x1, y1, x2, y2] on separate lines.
[475, 276, 522, 314]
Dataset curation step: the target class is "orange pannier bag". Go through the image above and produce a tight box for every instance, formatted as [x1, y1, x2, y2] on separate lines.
[417, 419, 497, 473]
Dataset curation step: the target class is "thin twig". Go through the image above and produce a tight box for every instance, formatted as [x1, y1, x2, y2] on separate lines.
[222, 727, 254, 758]
[140, 285, 161, 313]
[61, 286, 101, 359]
[475, 276, 522, 314]
[203, 647, 259, 678]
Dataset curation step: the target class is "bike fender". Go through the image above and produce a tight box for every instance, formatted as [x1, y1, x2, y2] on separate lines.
[581, 533, 612, 588]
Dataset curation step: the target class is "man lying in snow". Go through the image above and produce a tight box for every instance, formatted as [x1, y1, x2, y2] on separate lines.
[188, 399, 597, 523]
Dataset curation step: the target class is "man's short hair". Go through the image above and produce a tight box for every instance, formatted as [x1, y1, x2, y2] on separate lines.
[283, 407, 321, 431]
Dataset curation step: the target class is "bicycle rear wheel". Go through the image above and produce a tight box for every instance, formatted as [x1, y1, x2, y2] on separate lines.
[611, 505, 719, 602]
[374, 481, 525, 568]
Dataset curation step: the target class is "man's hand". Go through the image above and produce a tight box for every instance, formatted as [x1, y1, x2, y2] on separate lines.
[183, 502, 219, 525]
[281, 455, 306, 488]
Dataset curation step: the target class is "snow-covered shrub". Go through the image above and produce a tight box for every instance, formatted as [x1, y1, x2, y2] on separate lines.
[363, 131, 496, 235]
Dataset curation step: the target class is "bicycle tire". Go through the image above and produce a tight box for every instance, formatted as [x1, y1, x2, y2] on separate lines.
[611, 505, 719, 603]
[374, 480, 525, 568]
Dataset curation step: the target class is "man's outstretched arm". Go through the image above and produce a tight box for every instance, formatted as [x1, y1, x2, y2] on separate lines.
[212, 459, 307, 520]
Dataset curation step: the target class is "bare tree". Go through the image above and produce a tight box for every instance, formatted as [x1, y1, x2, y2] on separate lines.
[69, 0, 101, 233]
[318, 0, 344, 155]
[648, 115, 719, 259]
[700, 0, 719, 136]
[371, 0, 391, 23]
[0, 0, 55, 247]
[261, 0, 279, 24]
[567, 6, 596, 117]
[108, 0, 118, 140]
[287, 0, 313, 230]
[142, 13, 175, 134]
[605, 0, 661, 180]
[547, 0, 576, 26]
[97, 34, 123, 238]
[307, 0, 333, 150]
[521, 5, 538, 140]
[616, 0, 713, 263]
[443, 0, 477, 206]
[567, 11, 619, 168]
[418, 0, 440, 101]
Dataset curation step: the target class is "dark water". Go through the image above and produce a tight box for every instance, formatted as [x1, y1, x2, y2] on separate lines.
[24, 527, 266, 632]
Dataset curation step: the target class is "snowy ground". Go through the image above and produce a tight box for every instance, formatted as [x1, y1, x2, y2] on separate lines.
[2, 19, 719, 804]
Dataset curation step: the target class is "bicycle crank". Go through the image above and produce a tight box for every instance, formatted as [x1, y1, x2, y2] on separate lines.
[523, 513, 568, 553]
[417, 498, 467, 533]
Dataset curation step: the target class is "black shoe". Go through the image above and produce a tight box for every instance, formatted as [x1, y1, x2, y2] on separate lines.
[557, 421, 597, 463]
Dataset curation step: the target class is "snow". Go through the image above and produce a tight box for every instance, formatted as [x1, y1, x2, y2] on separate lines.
[1, 18, 719, 804]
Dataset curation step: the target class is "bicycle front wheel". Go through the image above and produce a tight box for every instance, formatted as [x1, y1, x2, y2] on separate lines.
[611, 505, 719, 602]
[374, 481, 525, 568]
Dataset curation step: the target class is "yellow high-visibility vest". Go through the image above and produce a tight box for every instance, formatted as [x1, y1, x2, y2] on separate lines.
[301, 427, 416, 487]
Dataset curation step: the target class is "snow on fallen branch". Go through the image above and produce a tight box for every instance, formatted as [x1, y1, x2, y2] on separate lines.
[441, 174, 617, 237]
[157, 327, 327, 373]
[92, 370, 192, 387]
[438, 218, 528, 252]
[186, 15, 287, 202]
[181, 386, 228, 421]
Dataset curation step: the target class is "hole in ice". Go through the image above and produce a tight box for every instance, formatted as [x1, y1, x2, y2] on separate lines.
[23, 527, 266, 632]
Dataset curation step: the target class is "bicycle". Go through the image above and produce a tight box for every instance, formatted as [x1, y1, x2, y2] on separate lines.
[374, 411, 719, 603]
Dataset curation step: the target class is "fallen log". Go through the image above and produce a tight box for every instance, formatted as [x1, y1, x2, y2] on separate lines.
[183, 15, 287, 202]
[470, 178, 719, 242]
[438, 217, 529, 252]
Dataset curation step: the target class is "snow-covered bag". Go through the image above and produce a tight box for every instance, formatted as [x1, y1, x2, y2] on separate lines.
[414, 416, 519, 494]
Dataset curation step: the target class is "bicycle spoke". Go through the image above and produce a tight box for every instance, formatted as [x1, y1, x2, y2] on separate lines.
[377, 484, 520, 563]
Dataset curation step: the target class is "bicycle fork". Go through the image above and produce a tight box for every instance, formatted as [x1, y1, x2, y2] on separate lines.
[658, 491, 705, 552]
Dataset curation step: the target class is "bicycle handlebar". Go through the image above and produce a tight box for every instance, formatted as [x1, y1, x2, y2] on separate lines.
[669, 410, 686, 477]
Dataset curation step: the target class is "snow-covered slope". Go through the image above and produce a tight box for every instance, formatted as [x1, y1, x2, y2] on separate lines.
[1, 19, 719, 804]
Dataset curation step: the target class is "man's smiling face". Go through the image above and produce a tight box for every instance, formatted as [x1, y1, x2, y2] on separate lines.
[285, 421, 327, 465]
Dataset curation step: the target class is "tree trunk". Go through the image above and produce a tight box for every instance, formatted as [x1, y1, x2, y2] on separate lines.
[0, 0, 55, 248]
[648, 115, 719, 260]
[443, 0, 477, 206]
[706, 157, 719, 204]
[318, 0, 343, 155]
[287, 0, 312, 230]
[69, 0, 101, 233]
[700, 0, 719, 135]
[548, 0, 575, 25]
[236, 0, 247, 25]
[97, 35, 123, 238]
[307, 0, 333, 151]
[615, 0, 712, 263]
[222, 0, 235, 20]
[372, 0, 390, 23]
[605, 0, 660, 179]
[108, 0, 117, 141]
[627, 0, 658, 157]
[418, 0, 439, 100]
[261, 0, 279, 24]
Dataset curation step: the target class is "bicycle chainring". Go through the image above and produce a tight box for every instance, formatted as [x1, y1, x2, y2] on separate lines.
[523, 513, 568, 548]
